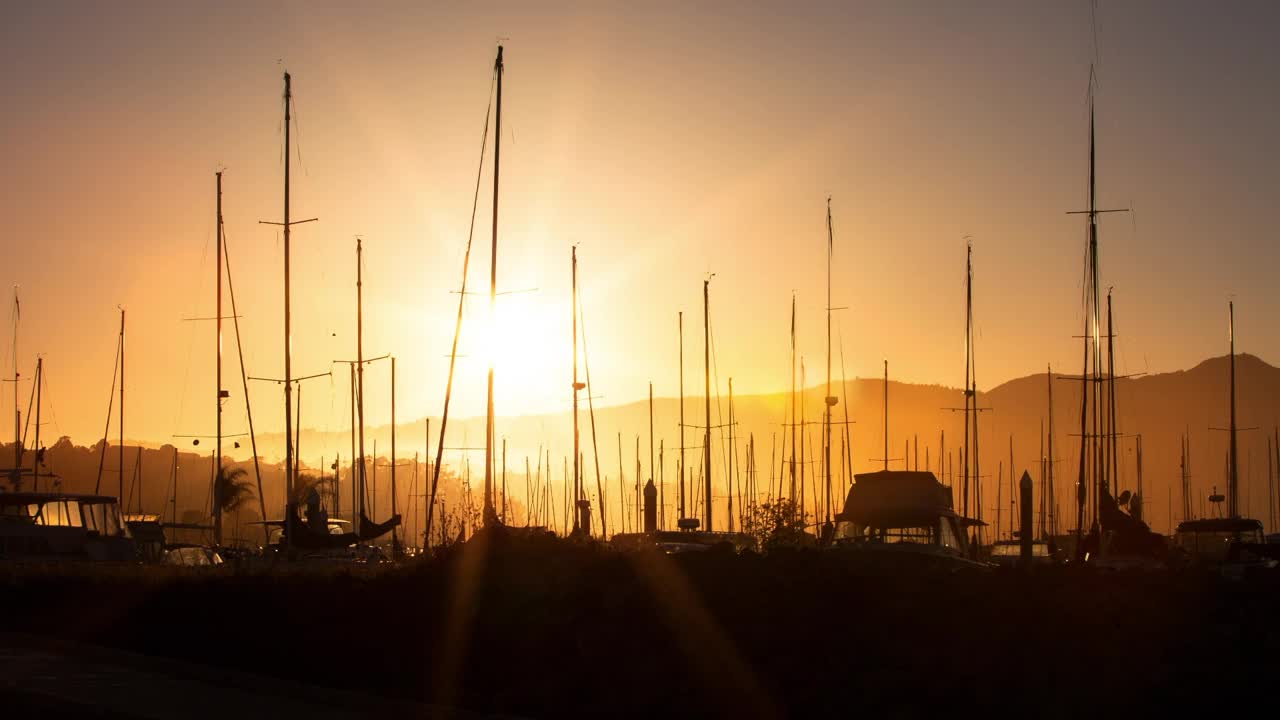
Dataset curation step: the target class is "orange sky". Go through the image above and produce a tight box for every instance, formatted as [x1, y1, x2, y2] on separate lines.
[2, 1, 1278, 455]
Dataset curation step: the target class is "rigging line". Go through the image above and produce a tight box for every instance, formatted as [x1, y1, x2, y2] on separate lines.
[709, 309, 729, 483]
[20, 359, 36, 449]
[220, 225, 269, 535]
[426, 66, 497, 542]
[94, 333, 121, 494]
[37, 368, 62, 436]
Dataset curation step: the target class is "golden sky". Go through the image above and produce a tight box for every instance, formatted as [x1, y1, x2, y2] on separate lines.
[2, 1, 1278, 453]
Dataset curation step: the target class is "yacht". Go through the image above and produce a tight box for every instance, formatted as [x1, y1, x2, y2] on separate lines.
[0, 492, 137, 561]
[831, 470, 988, 569]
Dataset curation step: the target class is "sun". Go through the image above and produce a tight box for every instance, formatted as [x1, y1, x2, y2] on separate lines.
[478, 291, 570, 416]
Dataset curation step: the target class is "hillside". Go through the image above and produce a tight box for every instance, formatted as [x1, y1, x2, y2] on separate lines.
[7, 354, 1277, 540]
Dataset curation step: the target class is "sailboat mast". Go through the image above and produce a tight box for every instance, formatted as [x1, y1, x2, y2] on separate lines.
[483, 45, 504, 525]
[572, 246, 581, 532]
[391, 356, 399, 553]
[727, 378, 734, 530]
[963, 241, 972, 518]
[1047, 364, 1056, 538]
[282, 71, 295, 509]
[703, 278, 712, 531]
[678, 311, 685, 521]
[1229, 301, 1238, 518]
[215, 170, 224, 545]
[356, 238, 367, 531]
[649, 381, 655, 529]
[119, 308, 125, 505]
[10, 289, 18, 483]
[790, 293, 797, 510]
[1089, 100, 1104, 531]
[1107, 290, 1117, 498]
[882, 360, 888, 471]
[824, 198, 834, 525]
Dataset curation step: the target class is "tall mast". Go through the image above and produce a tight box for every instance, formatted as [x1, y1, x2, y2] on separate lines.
[963, 240, 972, 518]
[257, 72, 317, 542]
[215, 171, 224, 545]
[356, 238, 367, 532]
[882, 360, 888, 471]
[1107, 290, 1117, 499]
[1039, 420, 1046, 539]
[483, 45, 504, 526]
[649, 381, 655, 529]
[571, 246, 582, 533]
[1009, 434, 1015, 539]
[727, 378, 734, 530]
[1181, 434, 1189, 522]
[425, 53, 495, 544]
[119, 308, 125, 505]
[1269, 427, 1280, 530]
[703, 278, 712, 531]
[390, 355, 399, 554]
[1229, 301, 1238, 518]
[678, 311, 685, 521]
[283, 72, 294, 508]
[790, 293, 797, 509]
[10, 288, 18, 484]
[1047, 364, 1056, 538]
[824, 198, 835, 526]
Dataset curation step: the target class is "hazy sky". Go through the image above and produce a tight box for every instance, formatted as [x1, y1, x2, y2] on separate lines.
[1, 1, 1277, 453]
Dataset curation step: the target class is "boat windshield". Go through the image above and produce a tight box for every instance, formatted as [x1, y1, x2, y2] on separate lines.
[81, 502, 130, 538]
[990, 542, 1049, 557]
[1177, 528, 1263, 562]
[939, 516, 963, 552]
[40, 500, 84, 528]
[838, 524, 936, 545]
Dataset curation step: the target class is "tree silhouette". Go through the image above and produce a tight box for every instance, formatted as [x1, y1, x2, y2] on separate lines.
[290, 472, 336, 507]
[215, 467, 257, 516]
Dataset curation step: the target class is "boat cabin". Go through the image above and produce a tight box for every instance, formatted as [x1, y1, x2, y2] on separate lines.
[0, 492, 136, 560]
[832, 470, 983, 566]
[1174, 517, 1265, 564]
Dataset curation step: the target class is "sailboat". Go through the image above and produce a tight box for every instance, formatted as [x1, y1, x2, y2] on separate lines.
[0, 294, 136, 561]
[1172, 303, 1275, 572]
[254, 72, 398, 556]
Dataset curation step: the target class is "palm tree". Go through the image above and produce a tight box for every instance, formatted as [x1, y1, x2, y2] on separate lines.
[291, 472, 336, 507]
[215, 466, 257, 516]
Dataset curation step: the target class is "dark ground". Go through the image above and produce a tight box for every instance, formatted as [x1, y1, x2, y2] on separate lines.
[1, 531, 1277, 718]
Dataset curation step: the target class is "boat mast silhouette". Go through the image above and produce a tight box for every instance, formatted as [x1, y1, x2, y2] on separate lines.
[703, 277, 712, 531]
[823, 198, 838, 529]
[425, 50, 496, 546]
[483, 45, 504, 527]
[579, 290, 606, 536]
[678, 311, 686, 526]
[214, 172, 224, 545]
[258, 72, 317, 549]
[1066, 75, 1128, 557]
[571, 245, 588, 535]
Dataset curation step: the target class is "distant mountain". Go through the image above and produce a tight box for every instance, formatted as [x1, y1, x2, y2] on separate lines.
[252, 353, 1280, 535]
[10, 354, 1274, 539]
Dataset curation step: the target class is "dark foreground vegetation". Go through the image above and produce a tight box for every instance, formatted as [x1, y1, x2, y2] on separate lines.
[2, 532, 1277, 718]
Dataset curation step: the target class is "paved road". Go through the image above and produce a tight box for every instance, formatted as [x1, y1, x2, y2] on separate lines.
[0, 633, 492, 719]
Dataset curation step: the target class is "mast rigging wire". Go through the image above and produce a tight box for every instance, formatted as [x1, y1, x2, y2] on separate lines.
[425, 67, 497, 545]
